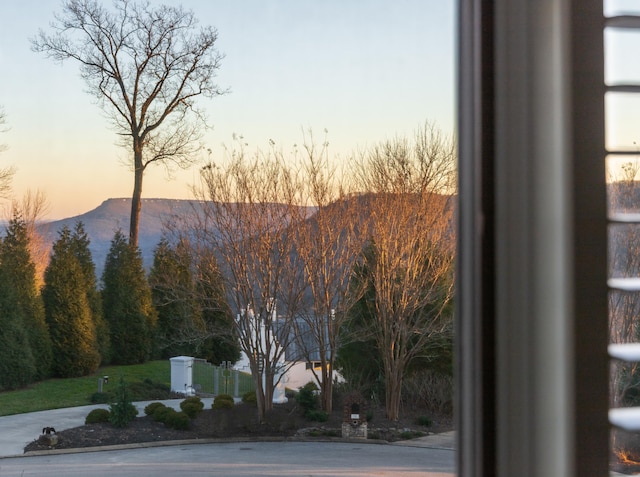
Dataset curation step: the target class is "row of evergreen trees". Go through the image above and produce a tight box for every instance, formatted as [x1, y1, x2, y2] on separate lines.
[0, 215, 239, 390]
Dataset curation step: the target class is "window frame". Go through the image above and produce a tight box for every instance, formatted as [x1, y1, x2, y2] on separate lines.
[456, 1, 609, 475]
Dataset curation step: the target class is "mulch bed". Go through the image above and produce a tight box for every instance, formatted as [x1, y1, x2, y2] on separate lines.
[24, 400, 454, 453]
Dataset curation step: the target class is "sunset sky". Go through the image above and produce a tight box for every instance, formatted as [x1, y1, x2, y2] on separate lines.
[0, 1, 455, 219]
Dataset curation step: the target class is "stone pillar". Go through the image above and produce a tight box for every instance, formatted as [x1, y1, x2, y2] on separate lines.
[341, 392, 368, 439]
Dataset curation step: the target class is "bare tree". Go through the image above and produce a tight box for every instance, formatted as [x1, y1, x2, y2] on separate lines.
[191, 144, 308, 422]
[0, 106, 16, 198]
[290, 133, 366, 413]
[0, 106, 7, 154]
[349, 123, 456, 421]
[20, 190, 51, 289]
[3, 190, 51, 289]
[32, 0, 226, 246]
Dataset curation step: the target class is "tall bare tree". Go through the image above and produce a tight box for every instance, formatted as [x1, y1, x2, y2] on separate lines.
[32, 0, 226, 246]
[192, 145, 308, 422]
[290, 134, 365, 413]
[350, 123, 456, 421]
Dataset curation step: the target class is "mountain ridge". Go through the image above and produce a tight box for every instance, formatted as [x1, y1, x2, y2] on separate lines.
[38, 198, 203, 279]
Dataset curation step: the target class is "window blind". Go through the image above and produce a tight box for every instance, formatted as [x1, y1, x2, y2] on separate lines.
[606, 11, 640, 432]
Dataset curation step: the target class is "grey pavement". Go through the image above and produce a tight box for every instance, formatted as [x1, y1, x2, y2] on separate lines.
[0, 400, 456, 476]
[0, 405, 623, 477]
[0, 441, 456, 477]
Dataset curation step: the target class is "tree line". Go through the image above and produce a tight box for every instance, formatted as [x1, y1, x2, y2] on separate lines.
[1, 0, 457, 423]
[0, 124, 456, 424]
[0, 217, 240, 389]
[171, 124, 456, 421]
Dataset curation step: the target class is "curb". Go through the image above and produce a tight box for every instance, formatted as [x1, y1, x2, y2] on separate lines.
[13, 436, 387, 459]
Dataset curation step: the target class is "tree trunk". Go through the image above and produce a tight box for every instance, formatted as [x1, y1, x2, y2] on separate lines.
[320, 360, 334, 413]
[253, 367, 267, 423]
[129, 151, 144, 247]
[384, 359, 403, 421]
[264, 367, 275, 412]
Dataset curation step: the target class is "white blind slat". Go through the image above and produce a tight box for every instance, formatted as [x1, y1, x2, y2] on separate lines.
[608, 213, 640, 223]
[608, 277, 640, 291]
[610, 407, 640, 431]
[609, 343, 640, 361]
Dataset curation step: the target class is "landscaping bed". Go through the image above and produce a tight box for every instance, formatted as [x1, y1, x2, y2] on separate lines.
[24, 400, 453, 452]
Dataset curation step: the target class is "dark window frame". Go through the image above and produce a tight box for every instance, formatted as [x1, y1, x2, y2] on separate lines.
[456, 1, 609, 475]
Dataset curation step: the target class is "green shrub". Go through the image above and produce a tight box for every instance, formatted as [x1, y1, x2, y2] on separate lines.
[415, 415, 432, 427]
[90, 391, 114, 404]
[295, 381, 319, 414]
[212, 394, 235, 410]
[85, 408, 111, 424]
[152, 404, 171, 422]
[242, 391, 257, 405]
[109, 377, 138, 428]
[164, 410, 190, 430]
[128, 379, 171, 400]
[144, 401, 166, 416]
[180, 397, 204, 418]
[158, 407, 177, 423]
[180, 396, 204, 409]
[305, 409, 328, 422]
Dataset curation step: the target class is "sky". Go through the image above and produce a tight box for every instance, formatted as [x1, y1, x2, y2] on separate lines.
[0, 1, 456, 219]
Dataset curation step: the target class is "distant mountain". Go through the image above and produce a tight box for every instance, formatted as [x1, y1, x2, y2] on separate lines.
[39, 198, 201, 280]
[36, 193, 456, 285]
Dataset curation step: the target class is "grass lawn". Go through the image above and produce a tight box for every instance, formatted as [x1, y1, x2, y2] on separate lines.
[0, 361, 170, 417]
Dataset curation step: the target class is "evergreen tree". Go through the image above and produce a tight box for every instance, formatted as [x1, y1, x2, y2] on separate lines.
[42, 225, 101, 377]
[102, 230, 156, 364]
[0, 212, 52, 380]
[148, 238, 240, 363]
[70, 222, 110, 364]
[149, 238, 199, 358]
[336, 239, 384, 399]
[196, 252, 241, 365]
[0, 264, 36, 389]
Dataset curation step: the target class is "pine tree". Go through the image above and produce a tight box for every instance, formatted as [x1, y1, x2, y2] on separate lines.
[337, 239, 384, 398]
[0, 264, 36, 389]
[43, 225, 101, 377]
[102, 230, 156, 364]
[148, 238, 240, 363]
[0, 212, 52, 380]
[69, 222, 110, 364]
[149, 238, 199, 358]
[196, 252, 241, 365]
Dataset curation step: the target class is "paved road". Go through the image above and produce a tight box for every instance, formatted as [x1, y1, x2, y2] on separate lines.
[0, 441, 455, 477]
